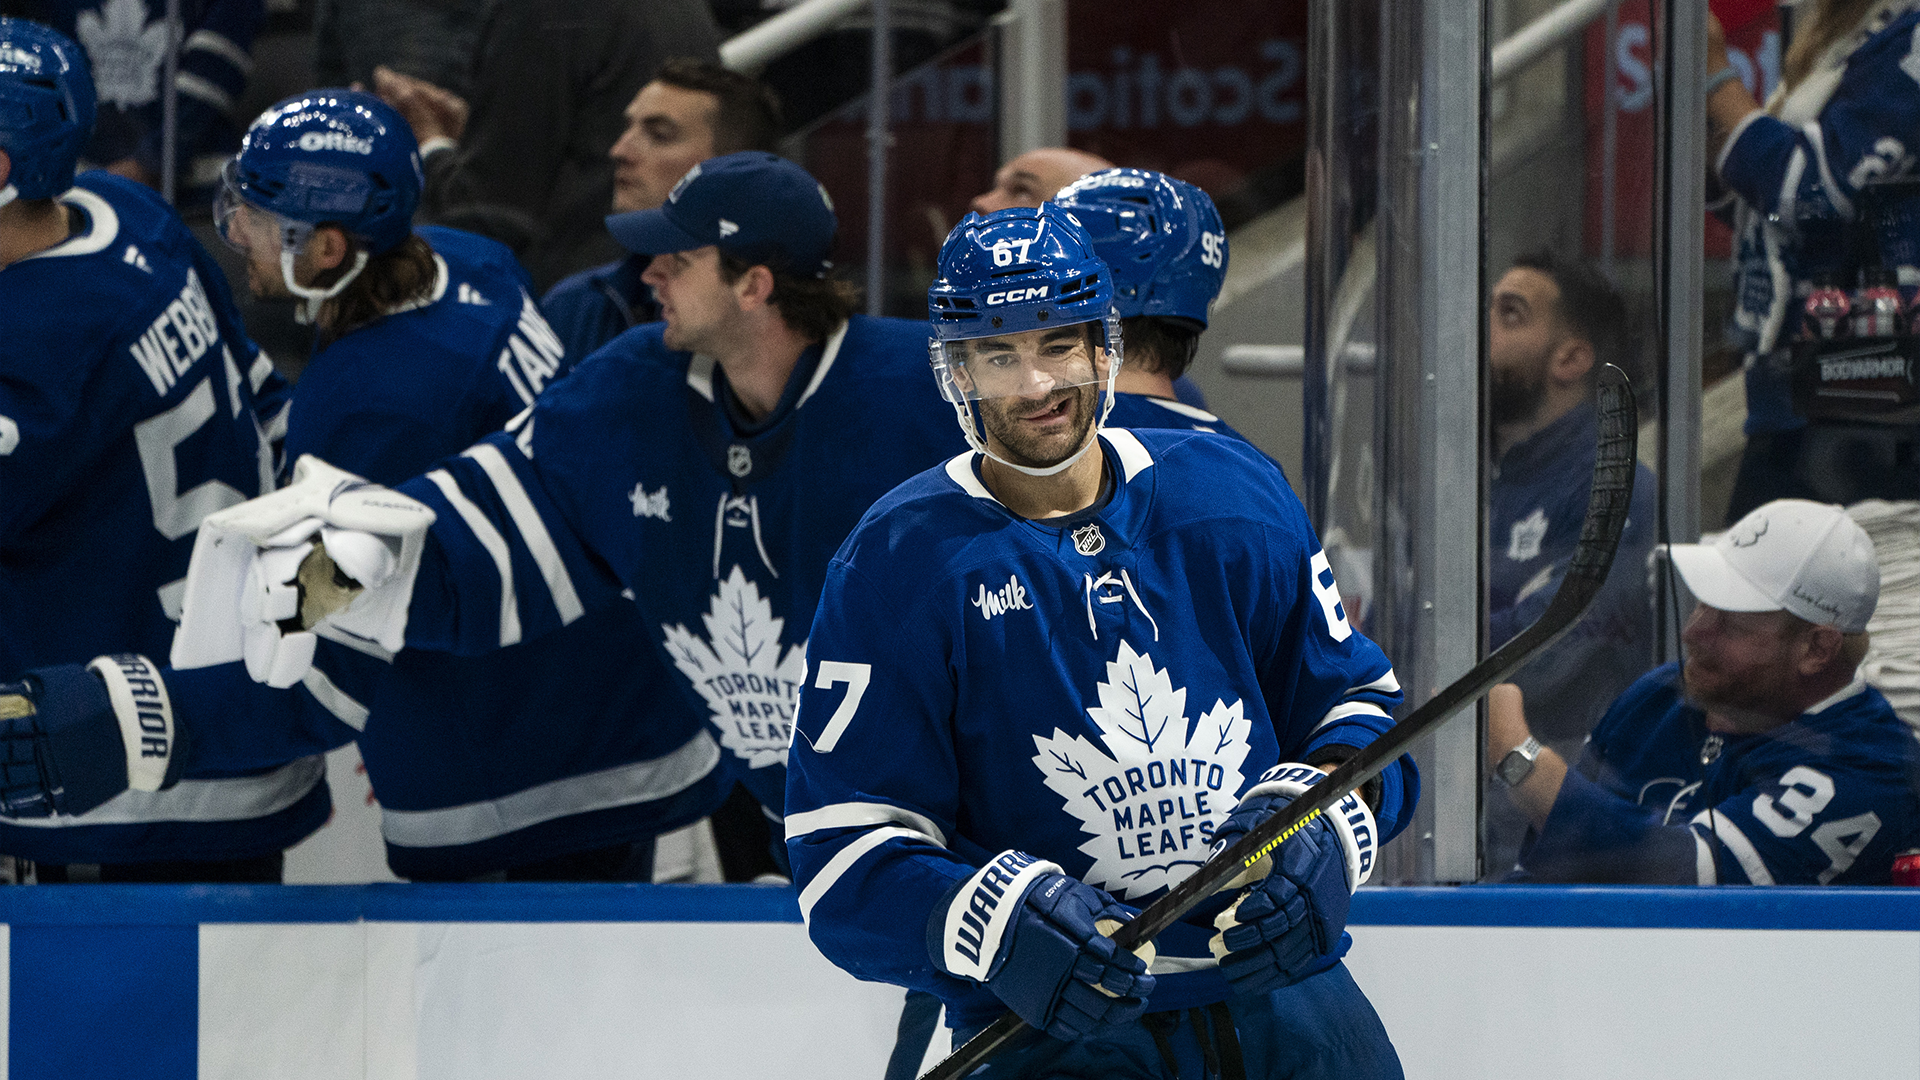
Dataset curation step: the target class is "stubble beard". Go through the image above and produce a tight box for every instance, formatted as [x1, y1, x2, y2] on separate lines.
[979, 384, 1098, 469]
[1490, 362, 1548, 429]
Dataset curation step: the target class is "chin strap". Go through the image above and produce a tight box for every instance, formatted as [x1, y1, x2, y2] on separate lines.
[959, 344, 1125, 479]
[284, 248, 370, 325]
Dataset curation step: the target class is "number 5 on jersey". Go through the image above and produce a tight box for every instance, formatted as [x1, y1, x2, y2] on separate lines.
[802, 661, 872, 753]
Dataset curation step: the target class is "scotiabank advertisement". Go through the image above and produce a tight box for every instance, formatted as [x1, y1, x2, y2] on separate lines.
[1583, 0, 1780, 259]
[804, 0, 1309, 297]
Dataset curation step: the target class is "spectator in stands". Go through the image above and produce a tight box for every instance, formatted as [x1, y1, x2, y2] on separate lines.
[969, 145, 1111, 215]
[370, 0, 722, 292]
[315, 0, 485, 101]
[12, 0, 263, 202]
[540, 59, 782, 364]
[1481, 251, 1658, 877]
[1706, 4, 1920, 516]
[1488, 499, 1920, 885]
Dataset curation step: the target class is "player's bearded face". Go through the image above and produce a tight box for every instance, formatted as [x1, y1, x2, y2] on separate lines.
[961, 327, 1102, 469]
[642, 247, 738, 354]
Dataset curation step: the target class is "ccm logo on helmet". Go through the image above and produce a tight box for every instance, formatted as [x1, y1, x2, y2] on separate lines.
[985, 286, 1049, 305]
[298, 131, 374, 154]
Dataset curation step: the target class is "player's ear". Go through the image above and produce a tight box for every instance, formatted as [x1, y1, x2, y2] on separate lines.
[1796, 623, 1843, 677]
[1551, 336, 1595, 385]
[307, 225, 351, 272]
[734, 263, 776, 309]
[0, 149, 11, 190]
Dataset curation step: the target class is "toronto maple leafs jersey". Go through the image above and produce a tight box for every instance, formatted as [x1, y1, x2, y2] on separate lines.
[0, 171, 339, 865]
[1520, 663, 1920, 885]
[785, 428, 1418, 1027]
[282, 226, 729, 879]
[25, 0, 264, 197]
[1105, 392, 1243, 439]
[392, 315, 969, 817]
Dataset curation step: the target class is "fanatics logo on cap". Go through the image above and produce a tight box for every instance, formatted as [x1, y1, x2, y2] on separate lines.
[718, 218, 739, 238]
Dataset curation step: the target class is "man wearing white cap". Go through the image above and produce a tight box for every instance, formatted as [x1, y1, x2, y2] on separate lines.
[1485, 499, 1920, 885]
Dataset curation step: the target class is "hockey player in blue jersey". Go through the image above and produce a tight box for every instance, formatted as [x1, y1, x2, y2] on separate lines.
[784, 204, 1415, 1077]
[1489, 499, 1920, 885]
[0, 19, 338, 880]
[172, 151, 971, 867]
[1052, 168, 1239, 437]
[178, 88, 732, 880]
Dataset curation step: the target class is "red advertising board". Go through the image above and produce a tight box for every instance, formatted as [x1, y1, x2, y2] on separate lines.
[1583, 0, 1780, 259]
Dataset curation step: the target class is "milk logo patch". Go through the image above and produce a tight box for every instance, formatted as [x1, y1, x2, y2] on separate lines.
[662, 566, 804, 769]
[727, 444, 753, 477]
[628, 482, 671, 522]
[972, 574, 1033, 621]
[1031, 640, 1252, 899]
[1506, 507, 1548, 562]
[1072, 524, 1106, 556]
[75, 0, 168, 108]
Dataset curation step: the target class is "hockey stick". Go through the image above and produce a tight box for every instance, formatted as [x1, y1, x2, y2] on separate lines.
[921, 363, 1638, 1079]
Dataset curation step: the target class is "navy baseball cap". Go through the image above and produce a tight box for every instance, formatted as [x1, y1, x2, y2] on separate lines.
[605, 151, 837, 276]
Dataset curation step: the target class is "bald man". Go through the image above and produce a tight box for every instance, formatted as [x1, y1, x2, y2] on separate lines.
[970, 146, 1113, 214]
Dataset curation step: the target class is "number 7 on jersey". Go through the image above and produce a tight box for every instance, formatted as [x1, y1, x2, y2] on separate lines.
[803, 661, 872, 753]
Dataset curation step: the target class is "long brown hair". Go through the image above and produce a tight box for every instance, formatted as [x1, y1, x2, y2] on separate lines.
[1780, 0, 1877, 93]
[316, 234, 439, 343]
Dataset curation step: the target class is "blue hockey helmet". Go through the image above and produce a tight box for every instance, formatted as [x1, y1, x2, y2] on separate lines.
[1051, 168, 1227, 328]
[927, 204, 1124, 476]
[0, 18, 96, 206]
[219, 89, 422, 257]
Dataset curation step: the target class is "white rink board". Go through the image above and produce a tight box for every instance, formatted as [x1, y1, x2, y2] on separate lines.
[1345, 924, 1920, 1080]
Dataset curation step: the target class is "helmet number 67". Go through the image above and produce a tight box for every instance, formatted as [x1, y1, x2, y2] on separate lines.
[992, 238, 1035, 267]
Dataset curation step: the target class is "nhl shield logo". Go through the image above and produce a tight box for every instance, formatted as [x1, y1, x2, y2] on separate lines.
[1072, 524, 1106, 556]
[728, 444, 753, 477]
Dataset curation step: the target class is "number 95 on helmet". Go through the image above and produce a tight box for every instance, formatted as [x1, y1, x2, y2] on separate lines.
[927, 205, 1124, 476]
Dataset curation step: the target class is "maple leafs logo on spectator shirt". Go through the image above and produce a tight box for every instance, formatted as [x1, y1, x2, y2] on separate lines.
[661, 566, 805, 769]
[75, 0, 168, 109]
[1031, 640, 1251, 900]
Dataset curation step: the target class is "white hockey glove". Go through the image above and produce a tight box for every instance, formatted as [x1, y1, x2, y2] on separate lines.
[172, 455, 435, 688]
[1208, 764, 1376, 995]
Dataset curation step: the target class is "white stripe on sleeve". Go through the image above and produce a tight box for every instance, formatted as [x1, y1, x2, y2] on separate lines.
[1690, 809, 1774, 885]
[796, 826, 932, 924]
[425, 468, 522, 647]
[1312, 700, 1391, 732]
[301, 665, 370, 731]
[183, 29, 254, 73]
[463, 443, 585, 626]
[785, 801, 948, 846]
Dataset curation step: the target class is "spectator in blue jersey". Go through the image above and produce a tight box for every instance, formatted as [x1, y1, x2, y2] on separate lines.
[538, 59, 784, 375]
[0, 19, 340, 882]
[1489, 499, 1920, 885]
[1706, 4, 1920, 515]
[173, 151, 969, 881]
[1480, 252, 1659, 878]
[367, 0, 723, 292]
[786, 205, 1414, 1078]
[193, 88, 731, 881]
[12, 0, 263, 202]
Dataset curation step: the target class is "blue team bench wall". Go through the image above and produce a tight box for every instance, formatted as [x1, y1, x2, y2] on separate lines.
[2, 884, 1914, 1080]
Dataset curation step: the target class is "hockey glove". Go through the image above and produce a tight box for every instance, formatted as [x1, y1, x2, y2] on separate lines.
[930, 850, 1157, 1042]
[1208, 763, 1376, 997]
[173, 455, 434, 688]
[0, 655, 189, 818]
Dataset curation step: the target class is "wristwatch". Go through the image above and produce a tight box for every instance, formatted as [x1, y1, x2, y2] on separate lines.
[1496, 736, 1543, 788]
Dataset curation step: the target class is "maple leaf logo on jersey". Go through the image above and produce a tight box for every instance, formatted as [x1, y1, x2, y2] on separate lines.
[662, 566, 805, 769]
[1031, 640, 1252, 900]
[76, 0, 169, 109]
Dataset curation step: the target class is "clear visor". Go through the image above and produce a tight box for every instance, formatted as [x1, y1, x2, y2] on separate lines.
[931, 323, 1109, 403]
[214, 162, 313, 257]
